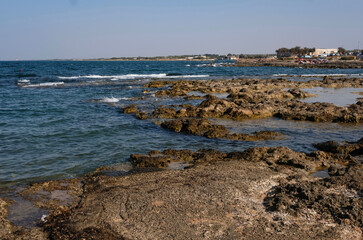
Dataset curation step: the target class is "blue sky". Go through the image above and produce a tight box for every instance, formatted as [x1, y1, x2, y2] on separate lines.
[0, 0, 362, 60]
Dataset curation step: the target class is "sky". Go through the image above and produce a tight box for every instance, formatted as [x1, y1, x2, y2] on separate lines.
[0, 0, 362, 60]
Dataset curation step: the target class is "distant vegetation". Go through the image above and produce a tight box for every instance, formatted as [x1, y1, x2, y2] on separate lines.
[88, 48, 362, 61]
[276, 46, 316, 57]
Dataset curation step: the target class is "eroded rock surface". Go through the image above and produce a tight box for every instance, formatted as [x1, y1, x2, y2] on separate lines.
[266, 164, 363, 228]
[145, 78, 363, 123]
[160, 118, 285, 141]
[43, 160, 362, 240]
[1, 144, 362, 239]
[314, 138, 363, 156]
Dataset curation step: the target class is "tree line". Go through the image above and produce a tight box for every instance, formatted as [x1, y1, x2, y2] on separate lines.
[276, 47, 316, 57]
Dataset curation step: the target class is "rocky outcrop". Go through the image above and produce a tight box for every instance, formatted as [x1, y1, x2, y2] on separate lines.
[129, 145, 357, 172]
[160, 118, 285, 141]
[314, 138, 363, 156]
[123, 104, 138, 114]
[145, 77, 363, 123]
[2, 143, 362, 239]
[266, 164, 363, 228]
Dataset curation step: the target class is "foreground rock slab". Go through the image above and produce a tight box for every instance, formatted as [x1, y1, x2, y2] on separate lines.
[43, 160, 361, 240]
[1, 144, 362, 239]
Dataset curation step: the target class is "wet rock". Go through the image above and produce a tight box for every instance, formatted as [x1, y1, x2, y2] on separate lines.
[241, 146, 317, 171]
[161, 118, 285, 141]
[144, 80, 173, 88]
[314, 138, 363, 156]
[0, 197, 48, 239]
[266, 164, 363, 228]
[136, 111, 148, 120]
[42, 154, 362, 239]
[19, 179, 83, 213]
[160, 119, 183, 133]
[123, 104, 138, 114]
[0, 198, 13, 239]
[148, 78, 363, 123]
[152, 107, 177, 118]
[288, 88, 315, 98]
[161, 118, 230, 139]
[130, 153, 175, 168]
[3, 145, 363, 239]
[276, 100, 362, 123]
[130, 148, 227, 169]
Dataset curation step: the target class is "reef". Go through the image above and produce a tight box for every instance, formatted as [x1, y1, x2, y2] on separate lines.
[139, 77, 363, 123]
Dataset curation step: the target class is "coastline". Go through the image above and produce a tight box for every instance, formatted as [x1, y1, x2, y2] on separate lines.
[1, 141, 362, 239]
[233, 59, 363, 69]
[1, 74, 363, 239]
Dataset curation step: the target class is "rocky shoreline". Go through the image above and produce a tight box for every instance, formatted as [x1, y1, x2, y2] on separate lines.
[1, 139, 362, 239]
[1, 76, 362, 239]
[233, 59, 363, 69]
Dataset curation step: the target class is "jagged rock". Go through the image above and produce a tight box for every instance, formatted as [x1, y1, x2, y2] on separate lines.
[123, 104, 138, 114]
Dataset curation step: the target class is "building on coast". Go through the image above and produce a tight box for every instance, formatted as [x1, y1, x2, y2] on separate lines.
[313, 48, 338, 56]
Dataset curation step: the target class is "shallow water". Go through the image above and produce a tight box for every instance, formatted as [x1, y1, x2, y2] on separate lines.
[301, 87, 363, 106]
[0, 61, 362, 188]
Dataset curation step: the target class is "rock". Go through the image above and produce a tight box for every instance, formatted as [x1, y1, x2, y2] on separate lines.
[130, 153, 174, 168]
[185, 94, 204, 100]
[161, 119, 230, 139]
[314, 138, 363, 156]
[144, 80, 173, 88]
[160, 119, 183, 132]
[161, 119, 285, 141]
[152, 107, 177, 118]
[123, 104, 138, 114]
[266, 164, 363, 228]
[3, 145, 362, 239]
[136, 111, 148, 120]
[148, 78, 363, 123]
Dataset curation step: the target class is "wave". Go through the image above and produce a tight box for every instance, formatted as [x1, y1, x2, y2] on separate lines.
[17, 79, 30, 83]
[100, 97, 120, 103]
[21, 82, 65, 88]
[57, 73, 209, 80]
[99, 97, 130, 103]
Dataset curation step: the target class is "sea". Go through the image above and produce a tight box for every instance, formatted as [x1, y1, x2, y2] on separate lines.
[1, 60, 363, 189]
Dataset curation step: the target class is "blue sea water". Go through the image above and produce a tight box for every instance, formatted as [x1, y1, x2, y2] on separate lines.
[0, 61, 362, 188]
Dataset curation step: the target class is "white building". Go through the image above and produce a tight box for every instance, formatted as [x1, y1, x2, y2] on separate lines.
[313, 48, 338, 56]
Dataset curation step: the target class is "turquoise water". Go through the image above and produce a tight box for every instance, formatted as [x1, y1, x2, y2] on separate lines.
[1, 61, 362, 188]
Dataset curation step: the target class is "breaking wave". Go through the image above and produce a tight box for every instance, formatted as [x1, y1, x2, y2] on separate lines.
[20, 82, 65, 88]
[57, 73, 209, 80]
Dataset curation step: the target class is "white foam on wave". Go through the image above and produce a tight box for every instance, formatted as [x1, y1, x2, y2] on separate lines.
[58, 73, 209, 80]
[21, 82, 65, 88]
[17, 79, 30, 83]
[101, 97, 120, 103]
[100, 97, 131, 103]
